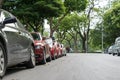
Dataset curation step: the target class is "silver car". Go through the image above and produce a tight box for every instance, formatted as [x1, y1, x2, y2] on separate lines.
[108, 45, 115, 54]
[114, 37, 120, 56]
[0, 9, 36, 78]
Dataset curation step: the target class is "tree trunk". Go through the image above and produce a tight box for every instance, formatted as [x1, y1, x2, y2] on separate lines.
[49, 10, 70, 38]
[50, 30, 54, 38]
[82, 38, 86, 53]
[0, 0, 3, 8]
[74, 40, 78, 53]
[49, 18, 54, 38]
[73, 33, 78, 53]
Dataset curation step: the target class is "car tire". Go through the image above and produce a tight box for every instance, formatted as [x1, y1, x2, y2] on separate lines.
[52, 54, 56, 60]
[41, 50, 46, 64]
[117, 53, 120, 56]
[113, 53, 115, 56]
[64, 54, 67, 56]
[56, 54, 59, 59]
[0, 42, 7, 78]
[26, 46, 35, 68]
[47, 53, 52, 62]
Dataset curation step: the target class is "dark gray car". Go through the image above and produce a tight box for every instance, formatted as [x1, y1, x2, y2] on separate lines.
[0, 9, 35, 78]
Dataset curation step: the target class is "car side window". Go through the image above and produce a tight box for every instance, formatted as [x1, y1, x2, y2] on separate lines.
[2, 11, 16, 28]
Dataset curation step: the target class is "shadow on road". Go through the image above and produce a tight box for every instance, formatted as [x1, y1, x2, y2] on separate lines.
[5, 67, 27, 77]
[4, 62, 46, 78]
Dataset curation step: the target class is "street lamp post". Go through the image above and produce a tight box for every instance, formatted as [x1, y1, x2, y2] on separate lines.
[101, 24, 104, 53]
[109, 0, 111, 8]
[86, 34, 87, 53]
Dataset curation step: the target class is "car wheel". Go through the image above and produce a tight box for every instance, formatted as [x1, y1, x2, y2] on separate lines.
[56, 53, 58, 59]
[117, 53, 120, 56]
[41, 50, 46, 64]
[47, 53, 52, 62]
[26, 46, 35, 68]
[64, 54, 67, 56]
[113, 53, 115, 56]
[52, 54, 56, 60]
[0, 42, 6, 78]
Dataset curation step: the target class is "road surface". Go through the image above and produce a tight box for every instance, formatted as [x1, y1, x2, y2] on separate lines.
[2, 53, 120, 80]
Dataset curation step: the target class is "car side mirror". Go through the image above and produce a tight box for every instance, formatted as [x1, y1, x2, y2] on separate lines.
[0, 17, 17, 30]
[3, 17, 17, 25]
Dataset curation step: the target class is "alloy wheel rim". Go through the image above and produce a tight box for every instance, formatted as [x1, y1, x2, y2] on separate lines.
[0, 47, 5, 74]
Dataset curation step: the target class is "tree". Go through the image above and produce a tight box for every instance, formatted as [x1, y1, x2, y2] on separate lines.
[49, 0, 88, 37]
[56, 0, 100, 53]
[103, 3, 120, 47]
[75, 0, 98, 52]
[3, 0, 65, 34]
[56, 13, 88, 52]
[89, 24, 102, 51]
[0, 0, 3, 8]
[3, 0, 43, 32]
[112, 0, 120, 7]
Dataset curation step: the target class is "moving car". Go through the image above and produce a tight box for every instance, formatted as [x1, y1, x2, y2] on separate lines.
[31, 32, 51, 64]
[0, 9, 35, 78]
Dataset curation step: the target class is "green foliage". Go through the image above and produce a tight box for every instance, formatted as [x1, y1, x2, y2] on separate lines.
[56, 12, 88, 52]
[103, 3, 120, 47]
[33, 0, 65, 18]
[103, 4, 120, 28]
[3, 0, 65, 32]
[43, 31, 49, 37]
[89, 24, 102, 50]
[93, 8, 100, 12]
[112, 0, 120, 7]
[59, 13, 87, 31]
[64, 0, 88, 12]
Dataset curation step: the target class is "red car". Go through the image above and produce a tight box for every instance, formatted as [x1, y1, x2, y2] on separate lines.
[31, 32, 51, 64]
[56, 43, 66, 57]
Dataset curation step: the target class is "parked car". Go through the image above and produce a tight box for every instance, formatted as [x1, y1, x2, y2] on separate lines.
[50, 42, 57, 60]
[114, 37, 120, 56]
[46, 38, 57, 60]
[55, 43, 60, 58]
[31, 32, 51, 64]
[60, 44, 66, 56]
[0, 9, 36, 78]
[108, 45, 115, 55]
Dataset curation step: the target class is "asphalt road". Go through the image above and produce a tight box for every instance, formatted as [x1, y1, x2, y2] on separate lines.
[2, 53, 120, 80]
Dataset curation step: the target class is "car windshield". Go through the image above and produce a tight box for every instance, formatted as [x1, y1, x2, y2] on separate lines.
[115, 37, 120, 42]
[31, 33, 41, 40]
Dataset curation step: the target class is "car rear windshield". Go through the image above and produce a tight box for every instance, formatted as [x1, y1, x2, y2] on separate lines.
[31, 33, 41, 40]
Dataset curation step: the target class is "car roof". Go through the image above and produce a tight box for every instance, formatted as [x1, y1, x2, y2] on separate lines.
[115, 37, 120, 42]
